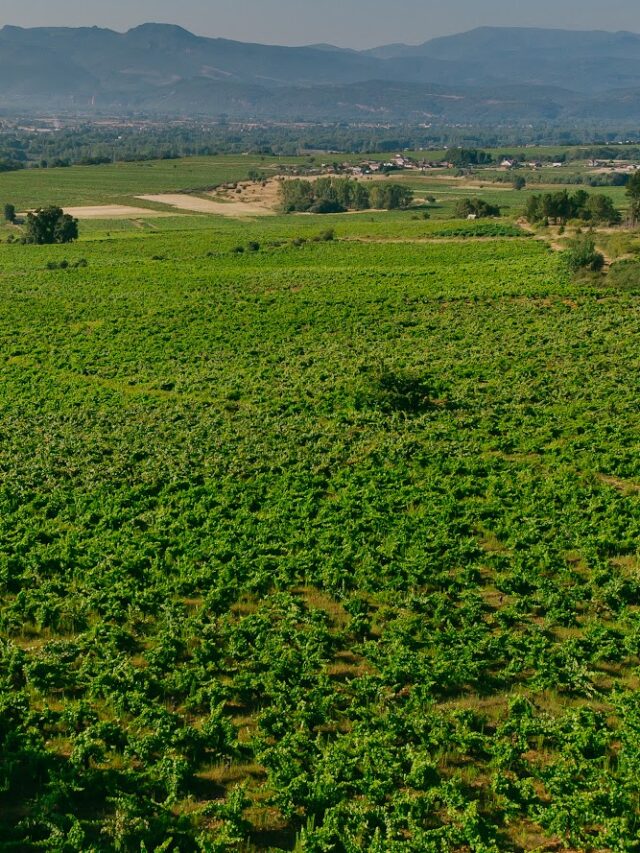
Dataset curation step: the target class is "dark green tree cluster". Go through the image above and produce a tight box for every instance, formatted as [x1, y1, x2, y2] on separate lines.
[447, 148, 493, 167]
[280, 177, 412, 213]
[369, 182, 414, 210]
[626, 171, 640, 223]
[454, 197, 501, 218]
[0, 159, 24, 173]
[3, 203, 16, 223]
[525, 190, 620, 225]
[24, 207, 79, 245]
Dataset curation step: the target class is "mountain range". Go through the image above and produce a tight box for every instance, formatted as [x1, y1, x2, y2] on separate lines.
[3, 23, 640, 122]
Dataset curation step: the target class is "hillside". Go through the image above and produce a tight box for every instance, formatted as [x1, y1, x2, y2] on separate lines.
[3, 23, 640, 121]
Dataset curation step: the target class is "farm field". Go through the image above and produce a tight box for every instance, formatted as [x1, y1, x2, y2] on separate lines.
[1, 160, 640, 852]
[0, 150, 633, 226]
[0, 155, 293, 211]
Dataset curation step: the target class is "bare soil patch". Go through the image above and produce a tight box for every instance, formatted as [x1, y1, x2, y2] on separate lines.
[62, 205, 173, 220]
[137, 192, 275, 217]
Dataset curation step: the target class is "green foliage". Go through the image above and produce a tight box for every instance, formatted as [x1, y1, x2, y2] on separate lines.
[369, 182, 414, 210]
[454, 197, 501, 218]
[607, 258, 640, 292]
[3, 203, 16, 223]
[0, 214, 639, 851]
[24, 207, 79, 245]
[447, 148, 494, 167]
[526, 190, 621, 225]
[563, 233, 605, 273]
[312, 228, 336, 242]
[626, 171, 640, 223]
[280, 177, 412, 213]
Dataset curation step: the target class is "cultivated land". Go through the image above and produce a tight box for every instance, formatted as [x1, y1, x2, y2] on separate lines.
[1, 152, 640, 852]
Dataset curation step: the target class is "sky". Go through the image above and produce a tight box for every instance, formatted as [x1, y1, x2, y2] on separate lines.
[3, 0, 640, 48]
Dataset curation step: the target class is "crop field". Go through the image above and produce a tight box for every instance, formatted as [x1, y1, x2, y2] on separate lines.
[0, 156, 295, 211]
[1, 151, 631, 223]
[1, 164, 640, 853]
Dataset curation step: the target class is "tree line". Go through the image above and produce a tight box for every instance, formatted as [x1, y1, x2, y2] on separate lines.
[280, 177, 413, 213]
[525, 189, 621, 225]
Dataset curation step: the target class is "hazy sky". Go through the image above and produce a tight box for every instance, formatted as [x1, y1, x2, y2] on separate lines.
[4, 0, 640, 48]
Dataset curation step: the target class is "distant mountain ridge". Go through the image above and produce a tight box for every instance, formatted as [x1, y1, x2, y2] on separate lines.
[3, 23, 640, 121]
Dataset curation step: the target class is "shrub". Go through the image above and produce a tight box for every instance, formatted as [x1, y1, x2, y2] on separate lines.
[313, 229, 336, 242]
[46, 258, 89, 271]
[564, 234, 605, 273]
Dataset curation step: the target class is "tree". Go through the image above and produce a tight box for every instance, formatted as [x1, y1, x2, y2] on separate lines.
[447, 148, 493, 168]
[280, 177, 409, 214]
[526, 190, 621, 226]
[626, 171, 640, 223]
[455, 198, 501, 218]
[585, 194, 621, 225]
[369, 183, 413, 210]
[24, 207, 78, 245]
[3, 203, 16, 223]
[512, 176, 526, 191]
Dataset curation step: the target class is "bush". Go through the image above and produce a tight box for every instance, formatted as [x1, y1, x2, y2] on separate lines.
[46, 258, 89, 271]
[313, 229, 336, 242]
[4, 203, 16, 223]
[564, 234, 605, 273]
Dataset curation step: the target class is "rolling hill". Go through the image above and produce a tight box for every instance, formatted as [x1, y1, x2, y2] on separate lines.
[2, 23, 640, 121]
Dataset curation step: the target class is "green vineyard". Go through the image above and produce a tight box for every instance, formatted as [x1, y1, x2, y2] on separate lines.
[1, 208, 639, 851]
